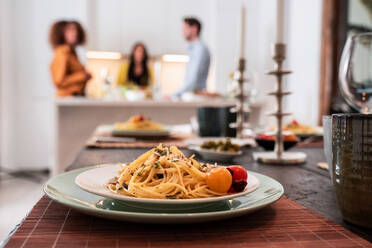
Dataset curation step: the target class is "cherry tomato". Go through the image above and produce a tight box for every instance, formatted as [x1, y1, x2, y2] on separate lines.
[206, 167, 232, 193]
[227, 165, 248, 193]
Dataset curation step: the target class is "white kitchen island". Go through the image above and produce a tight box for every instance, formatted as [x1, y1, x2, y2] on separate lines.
[53, 98, 235, 175]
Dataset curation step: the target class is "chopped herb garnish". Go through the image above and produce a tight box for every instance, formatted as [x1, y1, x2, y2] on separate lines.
[155, 148, 167, 156]
[154, 161, 160, 168]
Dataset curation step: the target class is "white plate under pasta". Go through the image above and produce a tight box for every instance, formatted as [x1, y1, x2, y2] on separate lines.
[75, 164, 259, 204]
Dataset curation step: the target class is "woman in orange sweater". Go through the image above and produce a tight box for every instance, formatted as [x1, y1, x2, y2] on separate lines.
[49, 20, 91, 97]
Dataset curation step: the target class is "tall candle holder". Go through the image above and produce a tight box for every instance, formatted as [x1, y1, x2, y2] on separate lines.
[253, 43, 306, 164]
[230, 58, 250, 139]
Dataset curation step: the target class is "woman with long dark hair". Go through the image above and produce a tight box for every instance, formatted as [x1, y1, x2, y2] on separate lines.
[116, 42, 153, 87]
[49, 20, 91, 97]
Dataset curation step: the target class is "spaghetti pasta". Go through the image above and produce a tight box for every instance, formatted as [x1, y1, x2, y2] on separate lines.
[107, 144, 227, 199]
[114, 115, 164, 131]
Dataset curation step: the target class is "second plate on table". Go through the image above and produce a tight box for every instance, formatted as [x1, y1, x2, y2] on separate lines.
[112, 126, 170, 138]
[295, 127, 323, 140]
[185, 137, 255, 147]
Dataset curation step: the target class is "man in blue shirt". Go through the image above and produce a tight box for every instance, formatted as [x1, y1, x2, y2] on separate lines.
[173, 17, 210, 97]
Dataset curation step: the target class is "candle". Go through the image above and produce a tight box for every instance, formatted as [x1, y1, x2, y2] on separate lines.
[240, 5, 246, 58]
[276, 0, 284, 43]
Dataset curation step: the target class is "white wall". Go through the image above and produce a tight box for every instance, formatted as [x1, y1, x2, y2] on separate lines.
[90, 0, 215, 55]
[1, 0, 19, 170]
[0, 0, 14, 169]
[0, 0, 322, 170]
[286, 0, 322, 126]
[0, 0, 89, 170]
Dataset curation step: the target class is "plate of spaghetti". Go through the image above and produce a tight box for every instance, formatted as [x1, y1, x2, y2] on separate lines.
[283, 120, 323, 139]
[113, 115, 169, 137]
[75, 144, 259, 204]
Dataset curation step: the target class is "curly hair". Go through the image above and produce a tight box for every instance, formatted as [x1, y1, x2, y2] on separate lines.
[49, 20, 86, 48]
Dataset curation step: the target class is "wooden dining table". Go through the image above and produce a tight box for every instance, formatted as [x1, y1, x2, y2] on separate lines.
[3, 146, 372, 247]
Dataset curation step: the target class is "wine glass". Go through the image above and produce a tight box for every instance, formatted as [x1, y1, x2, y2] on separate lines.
[339, 32, 372, 114]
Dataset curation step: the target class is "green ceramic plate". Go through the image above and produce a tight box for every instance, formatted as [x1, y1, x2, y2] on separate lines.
[44, 165, 284, 224]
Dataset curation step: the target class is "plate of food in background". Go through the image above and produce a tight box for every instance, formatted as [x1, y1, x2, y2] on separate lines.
[185, 137, 255, 148]
[255, 132, 299, 151]
[112, 115, 170, 137]
[283, 120, 323, 140]
[188, 138, 243, 162]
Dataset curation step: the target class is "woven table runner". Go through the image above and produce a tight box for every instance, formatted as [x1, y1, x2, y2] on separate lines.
[86, 134, 190, 148]
[86, 125, 192, 148]
[5, 195, 371, 248]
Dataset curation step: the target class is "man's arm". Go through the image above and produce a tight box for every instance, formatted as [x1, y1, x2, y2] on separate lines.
[173, 46, 208, 97]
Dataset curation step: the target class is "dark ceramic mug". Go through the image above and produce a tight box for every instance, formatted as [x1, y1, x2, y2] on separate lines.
[197, 107, 236, 137]
[332, 114, 372, 228]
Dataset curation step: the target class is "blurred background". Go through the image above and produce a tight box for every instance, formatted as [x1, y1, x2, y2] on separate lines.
[2, 0, 372, 243]
[0, 0, 323, 171]
[2, 0, 372, 244]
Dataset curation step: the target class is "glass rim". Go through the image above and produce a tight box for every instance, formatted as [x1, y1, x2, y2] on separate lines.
[332, 113, 372, 119]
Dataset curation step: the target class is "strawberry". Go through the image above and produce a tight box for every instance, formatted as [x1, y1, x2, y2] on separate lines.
[227, 165, 248, 193]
